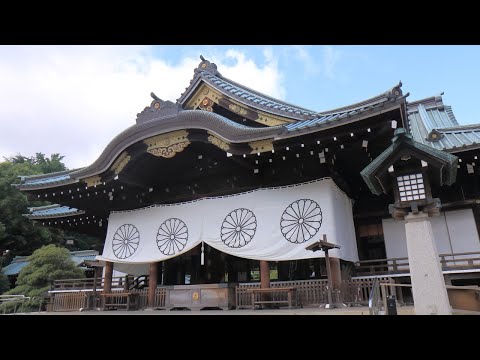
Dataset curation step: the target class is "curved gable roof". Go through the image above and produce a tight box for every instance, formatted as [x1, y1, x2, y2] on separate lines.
[177, 56, 319, 120]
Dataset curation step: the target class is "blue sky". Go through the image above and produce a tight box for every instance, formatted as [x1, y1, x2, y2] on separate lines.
[0, 45, 479, 169]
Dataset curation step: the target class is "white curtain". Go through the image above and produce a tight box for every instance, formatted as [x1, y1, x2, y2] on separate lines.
[97, 178, 358, 264]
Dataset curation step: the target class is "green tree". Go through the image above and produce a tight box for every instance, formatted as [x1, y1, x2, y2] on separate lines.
[4, 152, 66, 173]
[0, 269, 9, 294]
[0, 154, 67, 256]
[5, 245, 85, 304]
[33, 153, 66, 173]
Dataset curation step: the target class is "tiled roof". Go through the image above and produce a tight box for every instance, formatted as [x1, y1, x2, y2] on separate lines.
[283, 83, 406, 133]
[408, 95, 480, 152]
[200, 73, 318, 119]
[71, 255, 98, 265]
[14, 169, 81, 190]
[24, 204, 85, 219]
[361, 128, 458, 196]
[2, 251, 99, 276]
[16, 84, 407, 192]
[177, 57, 319, 120]
[2, 257, 28, 276]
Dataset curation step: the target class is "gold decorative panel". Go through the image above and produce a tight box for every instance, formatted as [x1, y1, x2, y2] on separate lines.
[144, 130, 190, 158]
[84, 175, 102, 188]
[186, 84, 222, 110]
[110, 151, 131, 175]
[228, 103, 248, 116]
[185, 83, 294, 127]
[256, 113, 291, 126]
[207, 133, 230, 151]
[249, 139, 274, 154]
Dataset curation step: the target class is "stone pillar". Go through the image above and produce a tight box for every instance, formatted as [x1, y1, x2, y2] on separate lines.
[104, 261, 113, 294]
[329, 257, 342, 290]
[148, 262, 158, 308]
[404, 212, 452, 315]
[260, 260, 270, 288]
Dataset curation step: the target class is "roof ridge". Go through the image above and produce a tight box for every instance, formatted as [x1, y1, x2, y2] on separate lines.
[176, 56, 318, 119]
[27, 204, 62, 212]
[19, 168, 82, 181]
[436, 123, 480, 132]
[407, 92, 444, 106]
[318, 81, 404, 115]
[211, 72, 319, 115]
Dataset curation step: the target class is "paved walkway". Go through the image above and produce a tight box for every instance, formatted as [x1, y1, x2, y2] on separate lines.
[13, 306, 416, 315]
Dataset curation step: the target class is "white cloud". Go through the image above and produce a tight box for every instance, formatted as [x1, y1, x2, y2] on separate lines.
[211, 47, 285, 100]
[291, 45, 320, 75]
[323, 46, 342, 79]
[0, 46, 284, 169]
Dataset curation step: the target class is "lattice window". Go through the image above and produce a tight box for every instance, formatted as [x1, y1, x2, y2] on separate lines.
[397, 173, 426, 202]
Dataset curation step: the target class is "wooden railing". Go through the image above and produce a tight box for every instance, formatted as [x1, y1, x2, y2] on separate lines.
[236, 277, 396, 308]
[129, 275, 149, 290]
[355, 251, 480, 276]
[53, 275, 149, 291]
[0, 295, 32, 314]
[341, 276, 396, 305]
[101, 292, 140, 310]
[373, 283, 480, 314]
[47, 277, 400, 311]
[51, 291, 89, 312]
[236, 279, 329, 308]
[129, 287, 167, 309]
[48, 287, 167, 312]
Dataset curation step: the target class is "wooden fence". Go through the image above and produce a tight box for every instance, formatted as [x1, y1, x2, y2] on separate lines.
[129, 288, 167, 309]
[236, 279, 330, 308]
[341, 277, 396, 305]
[49, 287, 167, 312]
[48, 277, 395, 312]
[355, 251, 480, 276]
[53, 275, 148, 291]
[51, 291, 89, 312]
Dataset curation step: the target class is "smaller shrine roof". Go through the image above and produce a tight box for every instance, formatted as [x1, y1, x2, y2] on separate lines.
[407, 94, 480, 152]
[2, 250, 98, 276]
[16, 169, 80, 190]
[361, 128, 458, 195]
[2, 257, 28, 276]
[24, 204, 85, 219]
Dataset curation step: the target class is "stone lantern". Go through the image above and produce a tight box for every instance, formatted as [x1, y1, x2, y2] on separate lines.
[360, 128, 458, 315]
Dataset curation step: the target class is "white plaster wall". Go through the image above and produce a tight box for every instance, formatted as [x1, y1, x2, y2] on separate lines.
[382, 217, 408, 259]
[429, 215, 452, 255]
[382, 209, 480, 259]
[445, 209, 480, 254]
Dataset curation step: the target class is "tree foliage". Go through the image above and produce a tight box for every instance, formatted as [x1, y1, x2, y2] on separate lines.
[0, 153, 67, 256]
[0, 269, 9, 295]
[4, 152, 66, 174]
[5, 244, 85, 300]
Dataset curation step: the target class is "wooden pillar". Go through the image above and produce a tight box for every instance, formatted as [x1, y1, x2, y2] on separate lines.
[329, 257, 342, 291]
[123, 275, 129, 291]
[104, 261, 113, 294]
[91, 266, 102, 309]
[148, 262, 158, 308]
[260, 260, 270, 288]
[324, 249, 333, 305]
